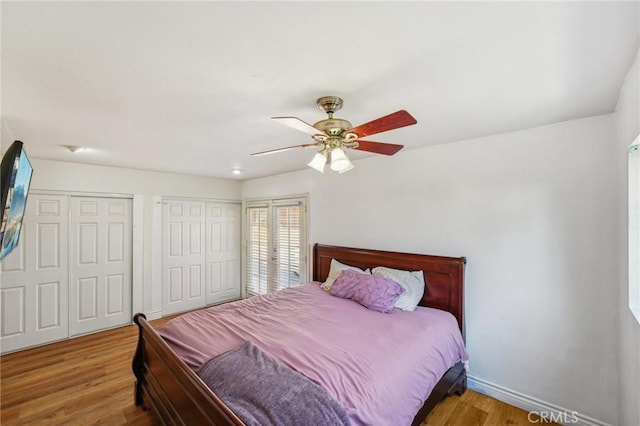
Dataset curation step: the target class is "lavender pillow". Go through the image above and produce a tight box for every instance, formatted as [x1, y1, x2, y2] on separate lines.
[329, 269, 405, 314]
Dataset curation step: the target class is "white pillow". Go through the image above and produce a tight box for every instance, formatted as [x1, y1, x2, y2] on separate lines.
[321, 259, 370, 291]
[372, 266, 425, 311]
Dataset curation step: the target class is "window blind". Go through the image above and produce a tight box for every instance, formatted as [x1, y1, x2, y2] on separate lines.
[246, 206, 269, 295]
[273, 204, 302, 291]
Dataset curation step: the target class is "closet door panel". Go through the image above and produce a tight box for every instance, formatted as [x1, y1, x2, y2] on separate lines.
[205, 202, 241, 305]
[69, 197, 132, 336]
[0, 194, 69, 354]
[162, 200, 205, 315]
[224, 206, 241, 295]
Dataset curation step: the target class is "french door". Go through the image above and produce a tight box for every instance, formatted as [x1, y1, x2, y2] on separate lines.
[245, 197, 307, 296]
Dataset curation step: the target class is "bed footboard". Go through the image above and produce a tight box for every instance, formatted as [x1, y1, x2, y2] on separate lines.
[132, 313, 243, 425]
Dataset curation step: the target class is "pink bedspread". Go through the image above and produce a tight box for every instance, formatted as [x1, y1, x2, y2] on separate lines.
[159, 283, 468, 426]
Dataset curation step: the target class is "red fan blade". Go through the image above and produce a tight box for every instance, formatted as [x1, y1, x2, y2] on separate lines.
[351, 140, 404, 156]
[251, 143, 319, 157]
[348, 110, 417, 138]
[272, 117, 327, 137]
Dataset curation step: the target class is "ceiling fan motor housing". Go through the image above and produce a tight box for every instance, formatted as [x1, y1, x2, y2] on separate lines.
[313, 118, 352, 136]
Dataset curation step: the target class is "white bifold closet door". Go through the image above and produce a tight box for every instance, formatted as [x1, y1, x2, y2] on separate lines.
[1, 194, 69, 353]
[162, 200, 240, 316]
[163, 200, 207, 316]
[69, 197, 132, 336]
[205, 203, 241, 305]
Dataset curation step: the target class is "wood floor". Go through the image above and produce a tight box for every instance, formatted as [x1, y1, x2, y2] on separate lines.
[1, 319, 551, 426]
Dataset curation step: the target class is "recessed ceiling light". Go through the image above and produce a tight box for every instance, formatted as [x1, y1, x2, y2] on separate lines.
[231, 168, 242, 175]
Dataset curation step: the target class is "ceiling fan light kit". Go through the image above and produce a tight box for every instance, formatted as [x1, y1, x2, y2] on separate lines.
[252, 96, 417, 174]
[337, 161, 355, 174]
[329, 147, 353, 172]
[307, 151, 328, 173]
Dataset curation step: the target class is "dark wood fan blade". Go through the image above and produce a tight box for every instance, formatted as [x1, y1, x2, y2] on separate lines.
[351, 140, 404, 156]
[251, 143, 319, 157]
[348, 110, 417, 138]
[272, 117, 327, 136]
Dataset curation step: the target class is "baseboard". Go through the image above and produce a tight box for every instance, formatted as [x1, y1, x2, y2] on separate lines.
[144, 310, 163, 321]
[467, 375, 612, 426]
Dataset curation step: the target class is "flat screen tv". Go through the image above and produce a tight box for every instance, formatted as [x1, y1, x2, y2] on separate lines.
[0, 141, 33, 260]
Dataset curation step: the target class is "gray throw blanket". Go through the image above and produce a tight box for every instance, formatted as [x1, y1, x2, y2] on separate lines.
[197, 341, 350, 426]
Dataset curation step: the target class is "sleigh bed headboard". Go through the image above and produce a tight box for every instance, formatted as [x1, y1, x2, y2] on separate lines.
[312, 244, 466, 336]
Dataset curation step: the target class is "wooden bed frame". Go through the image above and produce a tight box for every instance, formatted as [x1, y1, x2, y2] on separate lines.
[132, 243, 467, 425]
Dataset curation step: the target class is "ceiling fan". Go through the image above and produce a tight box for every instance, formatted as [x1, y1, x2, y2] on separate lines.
[252, 96, 417, 173]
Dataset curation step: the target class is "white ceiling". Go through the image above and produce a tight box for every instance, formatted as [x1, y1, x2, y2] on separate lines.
[2, 1, 638, 180]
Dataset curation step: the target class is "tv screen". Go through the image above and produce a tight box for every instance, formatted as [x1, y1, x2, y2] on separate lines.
[0, 141, 33, 260]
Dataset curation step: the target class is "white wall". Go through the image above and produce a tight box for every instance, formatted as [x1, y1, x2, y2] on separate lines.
[28, 159, 242, 316]
[243, 114, 620, 424]
[613, 48, 640, 426]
